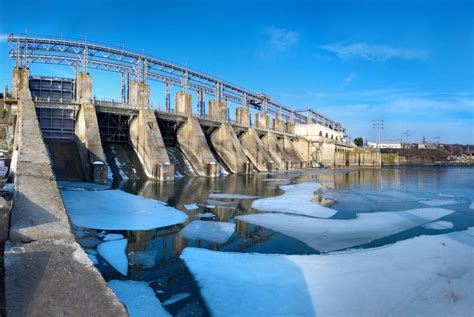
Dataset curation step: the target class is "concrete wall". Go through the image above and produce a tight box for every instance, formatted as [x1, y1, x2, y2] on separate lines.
[208, 100, 227, 121]
[210, 123, 250, 174]
[240, 128, 273, 171]
[74, 73, 108, 183]
[177, 117, 220, 177]
[280, 135, 304, 168]
[6, 69, 126, 316]
[74, 104, 108, 183]
[261, 132, 287, 169]
[272, 118, 286, 133]
[175, 91, 192, 116]
[130, 109, 174, 180]
[129, 80, 150, 110]
[255, 113, 269, 129]
[294, 137, 313, 165]
[235, 107, 250, 126]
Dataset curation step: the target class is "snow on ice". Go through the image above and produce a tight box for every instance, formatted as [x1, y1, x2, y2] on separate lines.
[184, 203, 199, 210]
[180, 220, 235, 244]
[61, 189, 188, 230]
[97, 238, 128, 276]
[252, 182, 337, 218]
[108, 280, 170, 317]
[237, 208, 454, 251]
[423, 221, 455, 230]
[181, 228, 474, 317]
[420, 199, 459, 207]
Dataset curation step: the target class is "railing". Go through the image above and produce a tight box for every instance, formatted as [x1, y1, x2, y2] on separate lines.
[7, 34, 345, 133]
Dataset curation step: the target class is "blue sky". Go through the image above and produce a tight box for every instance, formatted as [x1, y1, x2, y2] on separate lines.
[1, 0, 473, 144]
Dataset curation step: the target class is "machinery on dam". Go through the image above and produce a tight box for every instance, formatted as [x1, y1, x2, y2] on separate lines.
[2, 34, 379, 186]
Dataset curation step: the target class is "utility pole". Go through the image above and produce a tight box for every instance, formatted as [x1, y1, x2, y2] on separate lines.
[372, 119, 384, 150]
[404, 130, 411, 148]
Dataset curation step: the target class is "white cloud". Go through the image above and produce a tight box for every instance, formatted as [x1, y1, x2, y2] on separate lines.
[321, 43, 428, 62]
[264, 26, 299, 51]
[343, 72, 356, 83]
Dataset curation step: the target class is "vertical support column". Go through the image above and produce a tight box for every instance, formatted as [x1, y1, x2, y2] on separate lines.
[255, 113, 269, 129]
[75, 72, 108, 183]
[235, 107, 250, 126]
[175, 91, 192, 116]
[128, 80, 150, 110]
[165, 81, 171, 112]
[198, 89, 205, 117]
[11, 68, 30, 100]
[121, 69, 128, 103]
[208, 100, 227, 121]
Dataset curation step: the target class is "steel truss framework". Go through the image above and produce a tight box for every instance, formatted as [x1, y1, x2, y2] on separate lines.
[8, 34, 345, 133]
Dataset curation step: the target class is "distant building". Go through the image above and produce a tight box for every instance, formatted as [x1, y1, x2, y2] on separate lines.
[367, 142, 402, 149]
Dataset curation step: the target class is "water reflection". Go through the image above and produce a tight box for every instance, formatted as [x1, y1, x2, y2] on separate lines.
[72, 166, 474, 315]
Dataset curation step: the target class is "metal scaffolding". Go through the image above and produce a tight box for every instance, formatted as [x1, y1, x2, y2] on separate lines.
[7, 34, 345, 133]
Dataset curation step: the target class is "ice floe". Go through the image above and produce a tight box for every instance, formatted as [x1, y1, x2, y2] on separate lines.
[423, 221, 455, 230]
[194, 212, 215, 219]
[208, 193, 260, 199]
[103, 233, 124, 241]
[179, 221, 235, 244]
[163, 292, 190, 306]
[237, 208, 454, 251]
[108, 280, 170, 317]
[421, 199, 459, 207]
[87, 254, 99, 265]
[184, 203, 199, 210]
[97, 238, 128, 276]
[62, 189, 188, 230]
[206, 200, 232, 206]
[181, 228, 474, 317]
[252, 182, 337, 218]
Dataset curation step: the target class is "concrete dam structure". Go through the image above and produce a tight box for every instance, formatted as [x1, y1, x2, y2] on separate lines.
[0, 34, 381, 316]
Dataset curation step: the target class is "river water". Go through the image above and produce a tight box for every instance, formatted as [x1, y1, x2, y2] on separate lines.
[59, 166, 474, 316]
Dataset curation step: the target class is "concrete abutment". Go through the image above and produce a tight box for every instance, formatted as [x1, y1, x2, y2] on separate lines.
[5, 68, 126, 316]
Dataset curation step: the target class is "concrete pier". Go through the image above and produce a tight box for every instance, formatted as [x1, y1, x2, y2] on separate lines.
[240, 128, 273, 171]
[74, 72, 108, 183]
[208, 100, 227, 121]
[255, 113, 269, 129]
[175, 91, 192, 116]
[129, 81, 175, 180]
[280, 135, 304, 168]
[5, 69, 126, 316]
[210, 123, 250, 174]
[261, 132, 288, 169]
[177, 117, 220, 177]
[235, 107, 250, 126]
[272, 118, 286, 133]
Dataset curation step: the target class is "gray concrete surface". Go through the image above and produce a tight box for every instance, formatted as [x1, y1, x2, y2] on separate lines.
[5, 238, 127, 316]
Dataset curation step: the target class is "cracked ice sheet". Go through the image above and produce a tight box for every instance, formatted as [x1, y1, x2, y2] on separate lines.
[108, 280, 170, 317]
[251, 182, 337, 218]
[181, 228, 474, 317]
[423, 221, 454, 230]
[61, 189, 188, 230]
[97, 238, 128, 275]
[236, 208, 454, 252]
[420, 199, 459, 207]
[179, 220, 235, 244]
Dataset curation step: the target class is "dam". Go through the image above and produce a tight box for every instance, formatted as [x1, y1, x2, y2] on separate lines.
[0, 34, 381, 315]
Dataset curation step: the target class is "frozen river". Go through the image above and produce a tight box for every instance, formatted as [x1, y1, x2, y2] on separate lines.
[59, 166, 474, 316]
